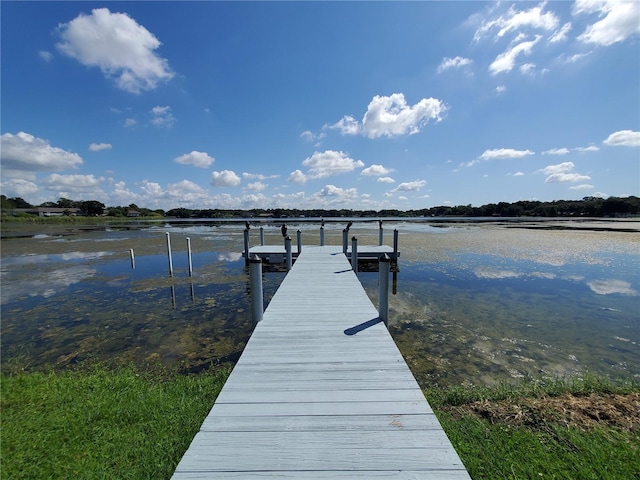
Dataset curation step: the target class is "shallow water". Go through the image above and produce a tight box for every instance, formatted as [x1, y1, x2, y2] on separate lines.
[1, 220, 638, 387]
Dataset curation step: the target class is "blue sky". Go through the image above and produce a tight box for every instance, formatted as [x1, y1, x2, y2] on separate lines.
[1, 1, 639, 211]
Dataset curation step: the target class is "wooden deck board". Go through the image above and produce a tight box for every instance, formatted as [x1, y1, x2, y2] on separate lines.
[172, 246, 469, 479]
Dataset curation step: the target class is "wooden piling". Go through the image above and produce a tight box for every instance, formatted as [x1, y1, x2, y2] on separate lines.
[351, 236, 358, 272]
[187, 237, 193, 277]
[285, 236, 292, 271]
[379, 253, 390, 326]
[166, 232, 174, 277]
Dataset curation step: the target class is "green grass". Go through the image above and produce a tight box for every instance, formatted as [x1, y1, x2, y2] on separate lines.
[425, 375, 640, 480]
[1, 364, 229, 479]
[435, 415, 638, 479]
[2, 367, 638, 479]
[425, 373, 638, 408]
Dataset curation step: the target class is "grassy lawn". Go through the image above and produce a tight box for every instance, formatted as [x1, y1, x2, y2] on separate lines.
[2, 366, 638, 479]
[1, 364, 228, 479]
[426, 375, 640, 479]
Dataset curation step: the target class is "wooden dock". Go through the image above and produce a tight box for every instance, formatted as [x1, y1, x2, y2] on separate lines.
[172, 246, 470, 479]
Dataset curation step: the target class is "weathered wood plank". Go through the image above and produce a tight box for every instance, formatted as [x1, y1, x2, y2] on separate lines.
[173, 472, 467, 479]
[208, 400, 433, 417]
[200, 413, 441, 432]
[172, 246, 470, 479]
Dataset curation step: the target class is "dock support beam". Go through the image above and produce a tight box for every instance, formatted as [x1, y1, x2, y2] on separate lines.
[249, 254, 263, 323]
[297, 230, 302, 254]
[285, 236, 292, 271]
[342, 229, 348, 254]
[393, 229, 399, 261]
[351, 236, 358, 272]
[243, 229, 250, 266]
[320, 226, 325, 246]
[166, 232, 174, 277]
[379, 254, 390, 326]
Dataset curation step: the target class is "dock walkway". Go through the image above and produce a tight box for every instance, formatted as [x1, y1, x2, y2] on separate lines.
[172, 246, 470, 479]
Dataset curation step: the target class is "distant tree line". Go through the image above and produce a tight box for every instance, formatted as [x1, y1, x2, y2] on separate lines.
[2, 195, 638, 219]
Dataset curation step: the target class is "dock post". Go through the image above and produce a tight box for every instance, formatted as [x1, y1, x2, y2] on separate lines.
[393, 229, 399, 261]
[186, 237, 193, 277]
[379, 254, 390, 326]
[166, 232, 174, 277]
[260, 227, 264, 246]
[297, 229, 302, 254]
[249, 254, 263, 323]
[285, 236, 292, 271]
[342, 229, 348, 254]
[379, 221, 383, 246]
[320, 226, 325, 246]
[129, 248, 135, 269]
[243, 229, 250, 266]
[351, 236, 358, 272]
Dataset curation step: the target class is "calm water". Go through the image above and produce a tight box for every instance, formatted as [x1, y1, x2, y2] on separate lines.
[1, 219, 638, 387]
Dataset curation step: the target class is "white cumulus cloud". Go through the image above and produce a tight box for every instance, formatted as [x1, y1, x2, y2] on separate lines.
[362, 93, 447, 138]
[574, 0, 640, 46]
[316, 185, 359, 198]
[1, 132, 83, 174]
[549, 22, 573, 43]
[288, 169, 307, 184]
[39, 50, 54, 62]
[538, 161, 591, 183]
[301, 150, 364, 179]
[89, 142, 112, 152]
[150, 106, 175, 127]
[392, 180, 427, 192]
[328, 115, 361, 136]
[437, 56, 472, 73]
[489, 35, 542, 75]
[56, 8, 174, 94]
[480, 148, 535, 160]
[0, 178, 39, 197]
[247, 181, 267, 192]
[361, 164, 394, 176]
[545, 173, 591, 183]
[538, 161, 576, 175]
[377, 177, 396, 183]
[43, 174, 104, 195]
[543, 147, 570, 155]
[174, 151, 215, 168]
[603, 130, 640, 147]
[211, 170, 241, 187]
[474, 2, 560, 41]
[574, 145, 600, 152]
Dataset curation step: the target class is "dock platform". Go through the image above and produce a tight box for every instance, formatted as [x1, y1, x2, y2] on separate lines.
[172, 246, 470, 479]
